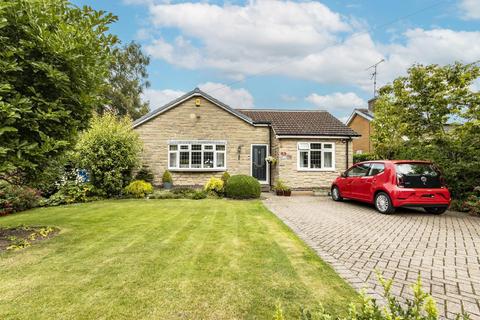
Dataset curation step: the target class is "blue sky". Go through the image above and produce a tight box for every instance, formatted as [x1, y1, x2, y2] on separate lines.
[72, 0, 480, 121]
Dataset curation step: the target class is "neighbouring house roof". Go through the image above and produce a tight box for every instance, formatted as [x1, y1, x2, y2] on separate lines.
[345, 108, 374, 126]
[133, 87, 254, 128]
[237, 109, 360, 137]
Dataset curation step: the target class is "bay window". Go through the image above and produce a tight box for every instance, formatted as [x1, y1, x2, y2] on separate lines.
[297, 142, 335, 170]
[168, 141, 226, 170]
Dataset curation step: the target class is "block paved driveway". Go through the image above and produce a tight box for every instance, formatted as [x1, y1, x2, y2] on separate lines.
[263, 195, 480, 320]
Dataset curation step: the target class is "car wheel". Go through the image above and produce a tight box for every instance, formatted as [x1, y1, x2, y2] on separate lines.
[331, 186, 343, 201]
[374, 192, 395, 214]
[424, 207, 447, 215]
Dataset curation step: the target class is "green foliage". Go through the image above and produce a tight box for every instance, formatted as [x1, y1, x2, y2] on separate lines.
[275, 275, 470, 320]
[101, 41, 150, 119]
[124, 180, 153, 198]
[221, 171, 231, 184]
[0, 182, 41, 215]
[353, 153, 376, 164]
[76, 113, 142, 196]
[464, 187, 480, 215]
[225, 175, 261, 199]
[135, 166, 154, 184]
[162, 170, 173, 184]
[372, 62, 480, 199]
[204, 177, 224, 195]
[149, 188, 206, 200]
[0, 0, 118, 184]
[273, 179, 288, 192]
[44, 181, 96, 206]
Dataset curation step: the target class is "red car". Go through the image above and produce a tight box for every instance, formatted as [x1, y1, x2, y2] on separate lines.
[331, 160, 451, 214]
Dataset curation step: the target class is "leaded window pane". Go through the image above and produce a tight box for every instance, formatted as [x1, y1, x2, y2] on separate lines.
[179, 152, 189, 168]
[191, 151, 202, 168]
[204, 152, 214, 168]
[310, 143, 322, 150]
[310, 150, 322, 168]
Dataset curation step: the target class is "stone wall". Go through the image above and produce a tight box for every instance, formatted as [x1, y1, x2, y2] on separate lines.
[273, 138, 353, 189]
[134, 96, 269, 186]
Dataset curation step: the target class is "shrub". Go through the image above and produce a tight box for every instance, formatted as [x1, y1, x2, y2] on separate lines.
[0, 182, 41, 215]
[162, 170, 173, 184]
[135, 166, 154, 183]
[76, 113, 142, 196]
[171, 187, 195, 195]
[149, 189, 207, 200]
[221, 171, 231, 184]
[225, 175, 261, 199]
[465, 187, 480, 216]
[44, 181, 96, 206]
[124, 180, 153, 198]
[353, 152, 376, 164]
[189, 190, 207, 200]
[149, 190, 181, 199]
[204, 177, 224, 195]
[274, 275, 470, 319]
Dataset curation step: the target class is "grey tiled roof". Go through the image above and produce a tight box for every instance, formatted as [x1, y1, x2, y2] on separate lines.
[356, 108, 374, 118]
[238, 109, 360, 137]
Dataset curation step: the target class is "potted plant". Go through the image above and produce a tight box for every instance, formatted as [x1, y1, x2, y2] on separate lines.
[283, 187, 292, 196]
[273, 179, 286, 196]
[265, 156, 277, 166]
[162, 170, 173, 189]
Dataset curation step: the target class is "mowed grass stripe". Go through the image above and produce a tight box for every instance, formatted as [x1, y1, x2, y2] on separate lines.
[0, 199, 357, 319]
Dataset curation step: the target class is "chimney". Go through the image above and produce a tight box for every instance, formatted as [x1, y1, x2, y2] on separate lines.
[368, 97, 377, 113]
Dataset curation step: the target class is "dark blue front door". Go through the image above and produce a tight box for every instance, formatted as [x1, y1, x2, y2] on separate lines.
[252, 145, 267, 182]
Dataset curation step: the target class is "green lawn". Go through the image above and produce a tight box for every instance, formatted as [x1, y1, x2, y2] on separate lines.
[0, 199, 357, 319]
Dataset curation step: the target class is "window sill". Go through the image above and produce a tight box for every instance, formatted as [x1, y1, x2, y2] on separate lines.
[297, 168, 336, 172]
[168, 168, 226, 172]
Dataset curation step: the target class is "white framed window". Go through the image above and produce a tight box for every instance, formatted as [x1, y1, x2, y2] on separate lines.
[297, 142, 335, 171]
[168, 141, 226, 170]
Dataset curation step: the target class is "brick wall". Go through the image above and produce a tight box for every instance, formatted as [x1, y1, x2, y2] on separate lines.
[349, 115, 373, 154]
[134, 96, 269, 186]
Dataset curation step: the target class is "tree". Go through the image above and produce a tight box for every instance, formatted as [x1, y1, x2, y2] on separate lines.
[101, 41, 150, 120]
[75, 113, 142, 196]
[372, 62, 480, 198]
[0, 0, 118, 184]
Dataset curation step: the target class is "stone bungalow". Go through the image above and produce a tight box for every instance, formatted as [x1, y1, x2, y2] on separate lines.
[133, 88, 359, 190]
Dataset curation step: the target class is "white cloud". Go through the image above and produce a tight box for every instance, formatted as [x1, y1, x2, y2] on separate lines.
[460, 0, 480, 20]
[142, 83, 254, 110]
[140, 1, 480, 93]
[198, 82, 255, 109]
[142, 88, 185, 109]
[306, 92, 365, 111]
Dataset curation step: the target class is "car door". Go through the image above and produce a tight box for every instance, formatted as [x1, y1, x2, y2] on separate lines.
[349, 163, 371, 199]
[341, 164, 369, 198]
[357, 162, 385, 201]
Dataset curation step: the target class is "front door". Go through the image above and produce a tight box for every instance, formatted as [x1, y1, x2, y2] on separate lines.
[251, 144, 268, 183]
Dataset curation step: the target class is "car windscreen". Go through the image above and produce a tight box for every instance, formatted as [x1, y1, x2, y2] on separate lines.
[395, 163, 442, 188]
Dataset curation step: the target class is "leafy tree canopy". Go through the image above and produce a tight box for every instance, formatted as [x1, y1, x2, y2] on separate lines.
[372, 62, 480, 198]
[101, 41, 150, 120]
[0, 0, 118, 184]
